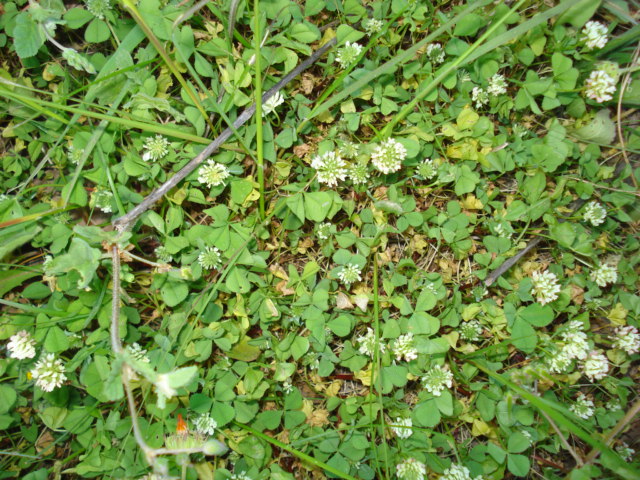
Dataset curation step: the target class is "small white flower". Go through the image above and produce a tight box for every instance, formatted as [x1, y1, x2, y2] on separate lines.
[155, 245, 173, 263]
[487, 74, 507, 96]
[363, 18, 383, 35]
[616, 442, 635, 462]
[590, 263, 617, 287]
[335, 41, 363, 69]
[583, 201, 607, 226]
[582, 350, 609, 381]
[126, 342, 150, 363]
[337, 263, 362, 286]
[193, 413, 217, 436]
[198, 160, 230, 188]
[547, 349, 572, 373]
[613, 326, 640, 355]
[371, 138, 407, 174]
[422, 364, 453, 396]
[230, 472, 252, 480]
[316, 222, 332, 240]
[349, 162, 370, 185]
[67, 145, 84, 165]
[357, 327, 386, 357]
[459, 320, 483, 342]
[584, 70, 617, 103]
[85, 0, 112, 20]
[7, 331, 37, 360]
[441, 463, 482, 480]
[392, 333, 418, 362]
[311, 151, 347, 187]
[561, 334, 589, 361]
[396, 458, 426, 480]
[198, 246, 222, 270]
[90, 187, 113, 213]
[262, 92, 285, 117]
[142, 135, 170, 162]
[531, 270, 561, 305]
[570, 393, 595, 419]
[416, 158, 437, 180]
[426, 43, 445, 64]
[339, 141, 360, 159]
[31, 353, 67, 392]
[581, 21, 608, 50]
[471, 87, 489, 108]
[606, 399, 622, 411]
[282, 380, 293, 394]
[391, 417, 413, 439]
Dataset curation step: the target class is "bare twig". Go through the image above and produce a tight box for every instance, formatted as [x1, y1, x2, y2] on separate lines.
[113, 38, 337, 232]
[484, 236, 543, 287]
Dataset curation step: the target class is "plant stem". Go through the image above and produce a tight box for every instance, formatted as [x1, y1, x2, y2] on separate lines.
[253, 0, 265, 220]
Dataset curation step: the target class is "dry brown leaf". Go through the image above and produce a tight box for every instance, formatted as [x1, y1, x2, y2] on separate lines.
[336, 292, 353, 309]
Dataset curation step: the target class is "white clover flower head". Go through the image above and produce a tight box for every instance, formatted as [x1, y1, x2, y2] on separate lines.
[581, 21, 608, 50]
[193, 413, 217, 436]
[198, 246, 222, 270]
[471, 87, 489, 108]
[371, 138, 407, 174]
[230, 472, 252, 480]
[357, 327, 386, 357]
[155, 245, 173, 263]
[590, 262, 617, 287]
[337, 263, 362, 286]
[416, 158, 436, 180]
[531, 270, 561, 305]
[90, 187, 113, 213]
[127, 342, 150, 363]
[85, 0, 112, 20]
[262, 92, 285, 117]
[349, 162, 370, 185]
[336, 41, 363, 69]
[311, 151, 347, 187]
[282, 379, 293, 394]
[391, 417, 413, 439]
[392, 333, 418, 362]
[570, 393, 595, 419]
[422, 364, 453, 396]
[363, 18, 383, 35]
[613, 326, 640, 355]
[316, 222, 332, 240]
[606, 398, 622, 411]
[31, 353, 67, 392]
[67, 145, 84, 165]
[459, 320, 483, 342]
[198, 160, 230, 188]
[583, 201, 607, 226]
[339, 141, 360, 159]
[142, 135, 170, 162]
[7, 330, 37, 360]
[487, 74, 507, 96]
[561, 333, 589, 361]
[426, 43, 445, 64]
[441, 463, 482, 480]
[616, 442, 635, 462]
[584, 70, 617, 103]
[396, 457, 427, 480]
[493, 222, 511, 239]
[582, 350, 609, 381]
[154, 373, 177, 399]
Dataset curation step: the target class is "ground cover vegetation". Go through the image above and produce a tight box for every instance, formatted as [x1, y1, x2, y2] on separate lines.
[0, 0, 639, 479]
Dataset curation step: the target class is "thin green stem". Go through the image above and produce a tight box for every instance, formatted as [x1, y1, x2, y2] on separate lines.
[253, 0, 265, 220]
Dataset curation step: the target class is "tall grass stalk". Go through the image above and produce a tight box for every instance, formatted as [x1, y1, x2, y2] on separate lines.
[253, 0, 266, 220]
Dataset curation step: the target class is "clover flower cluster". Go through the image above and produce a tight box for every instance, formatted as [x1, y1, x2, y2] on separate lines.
[581, 21, 608, 50]
[193, 413, 217, 436]
[570, 393, 595, 419]
[371, 138, 407, 174]
[357, 327, 386, 357]
[363, 18, 383, 35]
[335, 42, 363, 69]
[547, 320, 589, 373]
[31, 353, 67, 392]
[339, 141, 359, 159]
[441, 463, 483, 480]
[85, 0, 112, 19]
[67, 145, 84, 165]
[583, 201, 607, 226]
[7, 330, 37, 359]
[582, 350, 609, 381]
[391, 417, 413, 439]
[590, 262, 617, 287]
[198, 160, 230, 188]
[392, 333, 418, 362]
[349, 162, 370, 185]
[616, 442, 636, 462]
[613, 326, 640, 355]
[311, 151, 348, 187]
[487, 74, 508, 96]
[471, 87, 489, 108]
[262, 92, 284, 117]
[459, 320, 483, 342]
[416, 158, 437, 180]
[316, 222, 332, 240]
[127, 342, 150, 363]
[584, 69, 617, 103]
[396, 458, 426, 480]
[90, 187, 113, 213]
[426, 43, 445, 64]
[337, 263, 362, 287]
[531, 270, 561, 305]
[198, 247, 222, 270]
[142, 135, 170, 162]
[154, 245, 173, 263]
[422, 364, 453, 396]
